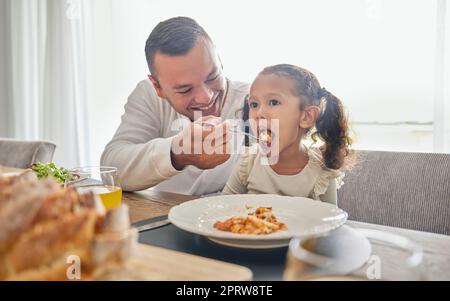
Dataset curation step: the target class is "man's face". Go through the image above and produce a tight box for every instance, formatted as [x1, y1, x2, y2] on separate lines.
[150, 38, 226, 121]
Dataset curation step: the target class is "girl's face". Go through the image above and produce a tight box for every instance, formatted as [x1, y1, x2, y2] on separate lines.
[248, 73, 304, 155]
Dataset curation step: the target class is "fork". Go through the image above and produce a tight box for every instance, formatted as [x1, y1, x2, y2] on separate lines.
[203, 121, 259, 142]
[228, 125, 259, 142]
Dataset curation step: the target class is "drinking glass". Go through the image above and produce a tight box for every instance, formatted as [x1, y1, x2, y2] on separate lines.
[65, 166, 122, 210]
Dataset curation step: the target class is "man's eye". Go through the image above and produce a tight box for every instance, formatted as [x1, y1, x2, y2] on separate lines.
[178, 88, 192, 94]
[206, 74, 220, 83]
[269, 99, 280, 106]
[249, 102, 258, 109]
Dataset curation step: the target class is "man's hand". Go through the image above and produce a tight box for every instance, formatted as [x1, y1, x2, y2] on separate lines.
[170, 116, 232, 170]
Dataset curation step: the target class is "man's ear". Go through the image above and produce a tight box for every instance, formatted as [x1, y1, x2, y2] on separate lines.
[148, 75, 164, 98]
[299, 106, 321, 129]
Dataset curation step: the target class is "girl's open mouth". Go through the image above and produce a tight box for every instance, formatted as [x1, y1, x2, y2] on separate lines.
[258, 128, 273, 147]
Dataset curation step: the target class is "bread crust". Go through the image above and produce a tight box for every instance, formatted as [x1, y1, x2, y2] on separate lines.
[0, 171, 135, 280]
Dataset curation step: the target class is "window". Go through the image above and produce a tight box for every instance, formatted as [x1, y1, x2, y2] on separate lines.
[83, 0, 449, 165]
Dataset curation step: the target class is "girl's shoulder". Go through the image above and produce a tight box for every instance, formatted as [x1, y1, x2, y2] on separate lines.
[307, 147, 345, 202]
[307, 146, 345, 190]
[307, 146, 327, 168]
[308, 147, 336, 171]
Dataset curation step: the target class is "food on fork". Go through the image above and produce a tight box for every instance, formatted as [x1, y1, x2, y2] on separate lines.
[0, 170, 136, 280]
[213, 207, 287, 235]
[258, 129, 272, 146]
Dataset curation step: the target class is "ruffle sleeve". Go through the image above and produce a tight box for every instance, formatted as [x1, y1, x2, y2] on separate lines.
[310, 169, 345, 200]
[308, 147, 345, 200]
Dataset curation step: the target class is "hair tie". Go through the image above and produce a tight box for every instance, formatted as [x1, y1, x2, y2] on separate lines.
[320, 87, 330, 99]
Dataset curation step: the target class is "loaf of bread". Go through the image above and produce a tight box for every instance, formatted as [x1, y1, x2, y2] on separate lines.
[0, 171, 136, 280]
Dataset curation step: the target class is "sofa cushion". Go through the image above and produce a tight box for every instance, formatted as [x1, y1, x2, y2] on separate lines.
[0, 138, 56, 169]
[338, 150, 450, 235]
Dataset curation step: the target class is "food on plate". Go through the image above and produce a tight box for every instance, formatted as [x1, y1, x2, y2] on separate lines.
[0, 170, 136, 280]
[31, 162, 71, 184]
[213, 207, 287, 235]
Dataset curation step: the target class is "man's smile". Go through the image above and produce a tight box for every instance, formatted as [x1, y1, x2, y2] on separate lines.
[189, 90, 222, 114]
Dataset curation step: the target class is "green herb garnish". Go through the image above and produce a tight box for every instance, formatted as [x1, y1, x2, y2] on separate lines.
[31, 162, 70, 184]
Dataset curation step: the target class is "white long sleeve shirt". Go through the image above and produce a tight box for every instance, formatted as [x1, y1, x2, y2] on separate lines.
[101, 79, 249, 195]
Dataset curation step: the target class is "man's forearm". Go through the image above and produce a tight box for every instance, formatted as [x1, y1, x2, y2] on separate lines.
[101, 137, 180, 191]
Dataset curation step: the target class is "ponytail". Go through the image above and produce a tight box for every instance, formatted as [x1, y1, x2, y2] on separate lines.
[314, 88, 351, 170]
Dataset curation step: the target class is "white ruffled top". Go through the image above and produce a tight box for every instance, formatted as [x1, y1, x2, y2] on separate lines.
[222, 145, 344, 205]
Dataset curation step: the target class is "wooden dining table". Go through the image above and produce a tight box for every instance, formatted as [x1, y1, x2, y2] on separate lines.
[1, 165, 450, 280]
[122, 189, 450, 281]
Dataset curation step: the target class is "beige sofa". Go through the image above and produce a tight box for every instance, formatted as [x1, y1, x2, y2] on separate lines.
[0, 138, 56, 169]
[338, 150, 450, 235]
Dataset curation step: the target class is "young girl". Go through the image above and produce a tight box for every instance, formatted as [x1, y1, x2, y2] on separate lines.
[222, 64, 352, 205]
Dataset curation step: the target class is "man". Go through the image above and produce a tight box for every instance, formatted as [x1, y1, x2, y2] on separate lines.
[101, 17, 249, 195]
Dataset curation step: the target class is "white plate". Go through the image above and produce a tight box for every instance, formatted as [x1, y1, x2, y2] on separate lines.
[168, 194, 348, 249]
[207, 237, 291, 249]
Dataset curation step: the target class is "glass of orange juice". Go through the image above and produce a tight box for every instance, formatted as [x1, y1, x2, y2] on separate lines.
[65, 166, 122, 210]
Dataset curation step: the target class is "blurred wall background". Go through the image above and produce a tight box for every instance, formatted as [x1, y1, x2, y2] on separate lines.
[0, 0, 449, 168]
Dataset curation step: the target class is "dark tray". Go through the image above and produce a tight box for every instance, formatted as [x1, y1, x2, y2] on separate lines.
[134, 215, 288, 280]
